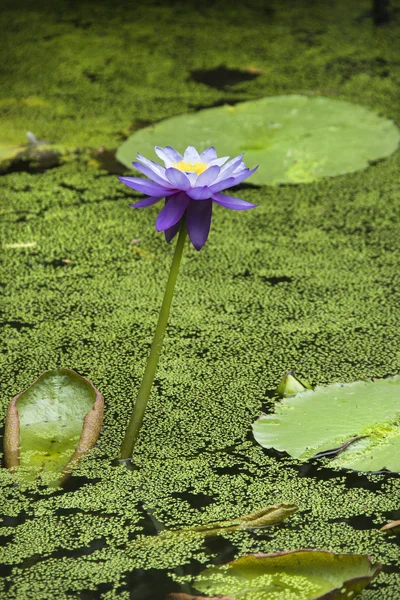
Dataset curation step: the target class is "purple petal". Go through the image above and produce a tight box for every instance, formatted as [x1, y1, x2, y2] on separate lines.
[156, 192, 190, 231]
[208, 177, 236, 193]
[183, 146, 201, 162]
[132, 161, 172, 187]
[195, 165, 220, 186]
[186, 172, 198, 186]
[164, 220, 181, 243]
[208, 156, 229, 167]
[218, 154, 244, 178]
[165, 167, 191, 190]
[137, 153, 166, 177]
[186, 186, 213, 200]
[229, 166, 259, 186]
[155, 146, 183, 167]
[129, 196, 163, 208]
[186, 199, 213, 251]
[212, 192, 257, 210]
[200, 146, 217, 162]
[119, 176, 175, 197]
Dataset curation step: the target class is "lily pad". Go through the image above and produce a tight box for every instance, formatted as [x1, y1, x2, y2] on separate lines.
[175, 550, 380, 600]
[0, 143, 64, 172]
[252, 376, 400, 472]
[116, 95, 400, 184]
[276, 371, 313, 397]
[4, 368, 104, 485]
[0, 142, 26, 164]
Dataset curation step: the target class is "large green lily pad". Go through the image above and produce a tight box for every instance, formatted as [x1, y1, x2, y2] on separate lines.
[183, 550, 381, 600]
[116, 95, 400, 184]
[252, 376, 400, 472]
[4, 368, 104, 484]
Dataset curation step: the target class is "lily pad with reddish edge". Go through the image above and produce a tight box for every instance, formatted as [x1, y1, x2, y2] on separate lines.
[183, 550, 381, 600]
[4, 368, 104, 486]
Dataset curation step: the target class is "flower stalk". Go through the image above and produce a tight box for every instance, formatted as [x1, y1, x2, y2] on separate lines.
[120, 219, 187, 459]
[118, 145, 258, 459]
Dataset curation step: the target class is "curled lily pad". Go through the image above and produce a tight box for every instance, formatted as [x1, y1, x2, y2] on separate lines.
[252, 376, 400, 472]
[181, 550, 381, 600]
[116, 95, 400, 185]
[4, 368, 104, 485]
[276, 371, 313, 397]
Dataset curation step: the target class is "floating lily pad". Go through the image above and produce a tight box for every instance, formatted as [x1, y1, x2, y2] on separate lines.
[173, 550, 380, 600]
[252, 376, 400, 472]
[0, 142, 26, 164]
[4, 368, 104, 485]
[116, 95, 400, 184]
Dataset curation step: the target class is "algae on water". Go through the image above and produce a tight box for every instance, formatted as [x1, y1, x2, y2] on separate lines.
[1, 0, 400, 597]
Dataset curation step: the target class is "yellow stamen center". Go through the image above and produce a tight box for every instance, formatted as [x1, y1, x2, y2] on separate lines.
[173, 160, 208, 175]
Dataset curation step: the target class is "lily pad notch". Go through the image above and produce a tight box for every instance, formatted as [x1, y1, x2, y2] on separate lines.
[4, 368, 104, 482]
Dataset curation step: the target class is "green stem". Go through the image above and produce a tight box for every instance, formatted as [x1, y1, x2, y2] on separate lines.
[120, 219, 187, 459]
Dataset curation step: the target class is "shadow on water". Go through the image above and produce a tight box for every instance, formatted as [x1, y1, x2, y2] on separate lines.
[0, 321, 35, 331]
[190, 65, 261, 91]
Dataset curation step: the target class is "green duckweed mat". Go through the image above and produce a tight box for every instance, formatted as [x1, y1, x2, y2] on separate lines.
[1, 0, 400, 598]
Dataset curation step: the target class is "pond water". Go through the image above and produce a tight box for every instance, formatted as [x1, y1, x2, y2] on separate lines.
[1, 0, 400, 598]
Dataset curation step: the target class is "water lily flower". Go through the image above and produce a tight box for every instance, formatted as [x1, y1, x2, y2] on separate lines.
[119, 145, 258, 250]
[119, 145, 259, 460]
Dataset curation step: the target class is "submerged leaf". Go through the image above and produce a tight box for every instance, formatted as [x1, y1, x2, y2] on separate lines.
[191, 550, 381, 600]
[252, 376, 400, 472]
[168, 594, 233, 600]
[167, 594, 234, 600]
[172, 504, 297, 537]
[134, 505, 297, 554]
[4, 368, 104, 486]
[116, 95, 400, 185]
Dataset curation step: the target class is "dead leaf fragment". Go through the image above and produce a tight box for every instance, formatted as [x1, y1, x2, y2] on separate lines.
[379, 520, 400, 534]
[244, 65, 264, 74]
[4, 242, 37, 248]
